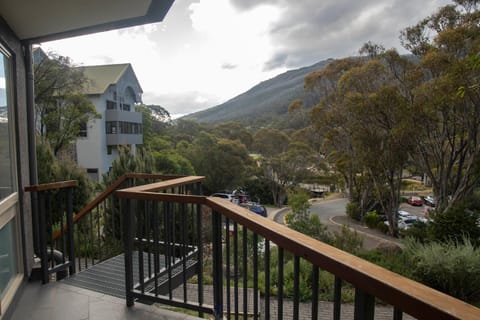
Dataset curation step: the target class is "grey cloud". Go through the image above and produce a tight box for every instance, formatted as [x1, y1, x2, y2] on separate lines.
[260, 0, 451, 70]
[221, 62, 238, 70]
[143, 91, 222, 116]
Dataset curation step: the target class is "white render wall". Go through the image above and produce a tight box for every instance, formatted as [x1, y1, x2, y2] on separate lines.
[76, 67, 142, 181]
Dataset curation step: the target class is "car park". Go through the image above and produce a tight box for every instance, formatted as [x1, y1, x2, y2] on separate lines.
[407, 196, 423, 206]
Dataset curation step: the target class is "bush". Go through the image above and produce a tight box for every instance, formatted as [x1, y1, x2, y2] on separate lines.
[376, 220, 389, 233]
[364, 210, 380, 228]
[406, 238, 480, 302]
[346, 202, 362, 221]
[331, 225, 364, 255]
[428, 200, 480, 246]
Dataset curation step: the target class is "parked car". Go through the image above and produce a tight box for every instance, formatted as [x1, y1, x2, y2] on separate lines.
[424, 195, 436, 207]
[407, 196, 423, 206]
[211, 193, 233, 202]
[241, 203, 267, 217]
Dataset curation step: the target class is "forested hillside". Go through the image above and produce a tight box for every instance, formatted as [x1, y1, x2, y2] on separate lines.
[183, 59, 332, 128]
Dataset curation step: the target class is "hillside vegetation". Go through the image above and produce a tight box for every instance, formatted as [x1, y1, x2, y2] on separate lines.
[183, 59, 332, 128]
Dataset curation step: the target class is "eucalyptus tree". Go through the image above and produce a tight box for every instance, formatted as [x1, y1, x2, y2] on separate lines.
[401, 0, 480, 212]
[34, 51, 99, 155]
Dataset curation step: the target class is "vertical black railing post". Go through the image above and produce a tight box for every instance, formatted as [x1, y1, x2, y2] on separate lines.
[293, 256, 300, 320]
[264, 240, 270, 320]
[334, 277, 342, 320]
[66, 186, 75, 275]
[123, 198, 135, 307]
[196, 203, 204, 318]
[212, 210, 223, 319]
[38, 191, 49, 284]
[278, 247, 284, 320]
[354, 288, 375, 320]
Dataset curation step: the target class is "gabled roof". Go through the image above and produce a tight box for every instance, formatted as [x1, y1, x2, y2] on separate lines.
[79, 64, 143, 95]
[0, 0, 174, 43]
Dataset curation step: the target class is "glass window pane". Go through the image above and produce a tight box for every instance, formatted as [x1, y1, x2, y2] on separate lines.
[0, 218, 18, 298]
[0, 53, 13, 201]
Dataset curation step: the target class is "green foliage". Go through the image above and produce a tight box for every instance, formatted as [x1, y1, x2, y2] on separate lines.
[331, 225, 364, 255]
[36, 141, 94, 213]
[406, 238, 480, 302]
[359, 248, 410, 276]
[34, 50, 100, 155]
[364, 210, 380, 228]
[285, 190, 331, 243]
[153, 151, 195, 175]
[243, 177, 274, 205]
[102, 146, 155, 186]
[183, 132, 252, 193]
[428, 201, 480, 245]
[346, 202, 362, 221]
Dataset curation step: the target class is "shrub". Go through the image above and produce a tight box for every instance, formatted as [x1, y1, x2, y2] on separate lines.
[406, 238, 480, 302]
[346, 202, 362, 221]
[364, 210, 380, 228]
[331, 225, 364, 255]
[376, 221, 389, 233]
[428, 201, 480, 246]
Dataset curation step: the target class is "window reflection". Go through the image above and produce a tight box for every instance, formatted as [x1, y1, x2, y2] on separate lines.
[0, 52, 13, 200]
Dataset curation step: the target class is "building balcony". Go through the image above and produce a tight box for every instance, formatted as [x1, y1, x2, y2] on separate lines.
[12, 175, 480, 320]
[105, 109, 142, 123]
[106, 133, 142, 145]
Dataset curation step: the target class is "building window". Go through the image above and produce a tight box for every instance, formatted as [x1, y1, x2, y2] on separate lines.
[86, 168, 99, 181]
[78, 121, 87, 137]
[121, 103, 130, 111]
[0, 44, 21, 310]
[106, 100, 116, 110]
[106, 121, 117, 134]
[107, 146, 115, 155]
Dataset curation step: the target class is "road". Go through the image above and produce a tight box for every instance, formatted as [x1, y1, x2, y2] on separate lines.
[274, 197, 402, 250]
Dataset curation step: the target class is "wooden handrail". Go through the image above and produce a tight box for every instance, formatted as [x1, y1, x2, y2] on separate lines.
[25, 180, 78, 192]
[116, 182, 480, 320]
[52, 173, 179, 241]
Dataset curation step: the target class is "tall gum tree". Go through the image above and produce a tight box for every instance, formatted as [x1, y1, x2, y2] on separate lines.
[401, 0, 480, 212]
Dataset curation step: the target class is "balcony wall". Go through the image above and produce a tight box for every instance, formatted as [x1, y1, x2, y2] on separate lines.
[106, 133, 142, 145]
[105, 109, 142, 123]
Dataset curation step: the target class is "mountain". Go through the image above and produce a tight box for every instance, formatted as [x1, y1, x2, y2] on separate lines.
[183, 59, 333, 126]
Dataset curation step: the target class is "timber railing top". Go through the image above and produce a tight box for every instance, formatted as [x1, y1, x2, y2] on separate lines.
[117, 178, 480, 320]
[25, 180, 78, 192]
[50, 173, 188, 241]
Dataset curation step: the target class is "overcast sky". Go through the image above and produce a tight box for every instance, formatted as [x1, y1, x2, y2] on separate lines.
[42, 0, 451, 117]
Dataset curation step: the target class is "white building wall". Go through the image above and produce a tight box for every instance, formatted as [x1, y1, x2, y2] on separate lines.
[76, 68, 143, 181]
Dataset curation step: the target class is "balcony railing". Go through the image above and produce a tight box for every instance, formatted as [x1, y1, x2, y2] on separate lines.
[26, 174, 187, 283]
[25, 180, 78, 284]
[117, 177, 480, 320]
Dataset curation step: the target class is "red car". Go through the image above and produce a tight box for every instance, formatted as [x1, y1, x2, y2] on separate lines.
[407, 196, 424, 206]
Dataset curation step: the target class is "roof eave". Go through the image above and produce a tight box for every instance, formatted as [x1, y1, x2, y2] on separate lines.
[23, 0, 174, 44]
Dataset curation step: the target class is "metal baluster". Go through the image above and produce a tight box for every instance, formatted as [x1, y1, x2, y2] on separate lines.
[182, 202, 188, 303]
[196, 203, 204, 318]
[153, 200, 160, 296]
[242, 226, 248, 320]
[311, 266, 319, 320]
[293, 256, 300, 320]
[138, 200, 145, 294]
[66, 187, 75, 275]
[264, 240, 270, 320]
[234, 222, 239, 320]
[212, 210, 223, 319]
[253, 233, 259, 320]
[226, 218, 231, 319]
[278, 247, 284, 320]
[334, 277, 342, 320]
[123, 198, 134, 307]
[354, 288, 375, 320]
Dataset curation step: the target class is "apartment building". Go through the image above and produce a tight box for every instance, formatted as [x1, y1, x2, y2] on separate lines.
[76, 63, 143, 181]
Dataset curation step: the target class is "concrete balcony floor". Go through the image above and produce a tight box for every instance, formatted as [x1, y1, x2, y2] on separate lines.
[9, 281, 201, 320]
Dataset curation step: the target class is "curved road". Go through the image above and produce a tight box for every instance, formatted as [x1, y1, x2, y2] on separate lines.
[275, 198, 401, 250]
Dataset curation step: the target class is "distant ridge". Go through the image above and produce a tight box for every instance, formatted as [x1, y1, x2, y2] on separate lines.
[182, 59, 333, 125]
